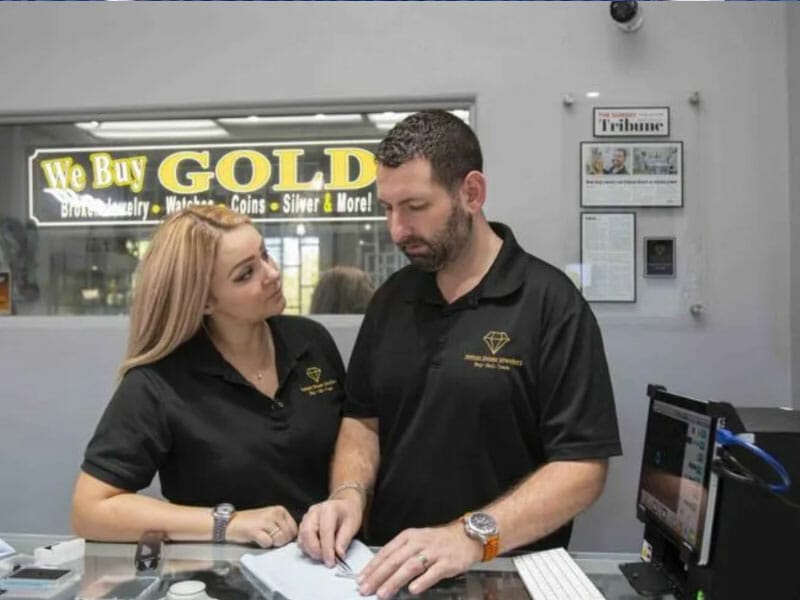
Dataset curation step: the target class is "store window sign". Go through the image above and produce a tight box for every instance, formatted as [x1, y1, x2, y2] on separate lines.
[28, 140, 381, 227]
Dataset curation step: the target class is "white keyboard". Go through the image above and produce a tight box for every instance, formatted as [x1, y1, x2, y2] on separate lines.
[513, 547, 606, 600]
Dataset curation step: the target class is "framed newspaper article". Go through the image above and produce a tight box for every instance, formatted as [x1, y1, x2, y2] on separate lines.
[580, 212, 636, 303]
[581, 141, 683, 207]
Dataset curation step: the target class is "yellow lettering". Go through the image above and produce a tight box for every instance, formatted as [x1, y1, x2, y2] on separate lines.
[158, 151, 213, 194]
[41, 157, 86, 192]
[216, 150, 271, 193]
[324, 147, 376, 191]
[88, 153, 147, 192]
[89, 153, 114, 189]
[128, 156, 147, 193]
[272, 149, 324, 192]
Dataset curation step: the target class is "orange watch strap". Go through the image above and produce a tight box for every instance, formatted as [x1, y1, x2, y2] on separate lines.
[482, 534, 500, 561]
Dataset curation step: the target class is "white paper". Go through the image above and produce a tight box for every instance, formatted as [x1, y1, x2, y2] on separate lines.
[240, 540, 377, 600]
[581, 213, 636, 302]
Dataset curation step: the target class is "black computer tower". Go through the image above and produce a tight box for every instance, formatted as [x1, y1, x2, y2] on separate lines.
[684, 407, 800, 600]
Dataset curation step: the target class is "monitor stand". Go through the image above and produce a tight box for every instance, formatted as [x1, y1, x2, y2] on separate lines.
[619, 562, 676, 598]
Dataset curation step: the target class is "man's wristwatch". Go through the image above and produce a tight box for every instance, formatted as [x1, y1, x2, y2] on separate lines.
[463, 512, 500, 561]
[211, 503, 236, 543]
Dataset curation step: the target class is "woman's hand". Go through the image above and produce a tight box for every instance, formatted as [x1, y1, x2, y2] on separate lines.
[226, 505, 298, 547]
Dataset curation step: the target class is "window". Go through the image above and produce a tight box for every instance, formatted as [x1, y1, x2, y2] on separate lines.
[0, 107, 471, 316]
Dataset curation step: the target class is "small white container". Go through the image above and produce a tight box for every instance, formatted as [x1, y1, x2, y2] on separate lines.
[165, 580, 214, 600]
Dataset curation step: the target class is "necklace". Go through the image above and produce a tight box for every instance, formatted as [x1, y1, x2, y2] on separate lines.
[207, 322, 272, 383]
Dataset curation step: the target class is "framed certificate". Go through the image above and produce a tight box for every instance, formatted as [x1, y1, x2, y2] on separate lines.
[580, 212, 636, 303]
[581, 141, 683, 207]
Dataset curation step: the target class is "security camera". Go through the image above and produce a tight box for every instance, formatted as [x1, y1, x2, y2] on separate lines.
[610, 1, 644, 33]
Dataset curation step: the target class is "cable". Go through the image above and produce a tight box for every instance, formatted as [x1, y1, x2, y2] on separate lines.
[713, 451, 800, 512]
[715, 428, 791, 493]
[712, 451, 757, 486]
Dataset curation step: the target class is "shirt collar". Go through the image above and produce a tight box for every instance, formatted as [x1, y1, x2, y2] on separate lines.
[402, 222, 527, 305]
[187, 317, 310, 382]
[478, 222, 528, 299]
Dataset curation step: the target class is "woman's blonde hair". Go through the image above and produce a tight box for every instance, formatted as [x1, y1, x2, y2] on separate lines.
[119, 205, 250, 379]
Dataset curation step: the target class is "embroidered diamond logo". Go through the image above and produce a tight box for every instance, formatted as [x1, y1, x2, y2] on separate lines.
[306, 367, 322, 383]
[483, 331, 510, 355]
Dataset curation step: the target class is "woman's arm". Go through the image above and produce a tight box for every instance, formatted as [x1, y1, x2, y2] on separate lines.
[71, 471, 297, 545]
[72, 471, 215, 542]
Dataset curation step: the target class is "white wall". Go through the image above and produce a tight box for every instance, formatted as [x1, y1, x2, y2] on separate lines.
[0, 3, 793, 552]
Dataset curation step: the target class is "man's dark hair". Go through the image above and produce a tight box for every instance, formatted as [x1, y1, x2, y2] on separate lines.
[375, 110, 482, 192]
[615, 148, 628, 158]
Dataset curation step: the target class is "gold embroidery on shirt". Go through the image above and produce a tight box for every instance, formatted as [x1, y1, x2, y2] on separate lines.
[306, 366, 322, 383]
[301, 366, 336, 395]
[465, 331, 523, 371]
[483, 331, 510, 355]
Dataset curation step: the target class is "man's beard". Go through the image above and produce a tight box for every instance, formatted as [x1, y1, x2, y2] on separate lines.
[399, 203, 473, 272]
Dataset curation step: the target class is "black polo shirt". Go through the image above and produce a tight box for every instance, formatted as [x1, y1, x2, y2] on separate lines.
[345, 223, 622, 551]
[82, 315, 344, 522]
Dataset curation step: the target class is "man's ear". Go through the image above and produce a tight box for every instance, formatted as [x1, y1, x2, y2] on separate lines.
[460, 170, 487, 214]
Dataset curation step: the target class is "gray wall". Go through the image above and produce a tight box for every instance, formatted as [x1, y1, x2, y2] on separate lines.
[790, 5, 800, 412]
[0, 3, 794, 553]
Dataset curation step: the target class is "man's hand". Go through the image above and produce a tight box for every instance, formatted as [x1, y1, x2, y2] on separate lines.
[297, 492, 363, 567]
[356, 522, 483, 599]
[225, 506, 297, 548]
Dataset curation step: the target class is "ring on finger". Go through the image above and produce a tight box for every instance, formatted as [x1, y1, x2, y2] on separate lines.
[268, 526, 282, 538]
[416, 553, 430, 570]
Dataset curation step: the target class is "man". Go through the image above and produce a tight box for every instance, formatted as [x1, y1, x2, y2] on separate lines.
[604, 148, 628, 174]
[298, 111, 621, 599]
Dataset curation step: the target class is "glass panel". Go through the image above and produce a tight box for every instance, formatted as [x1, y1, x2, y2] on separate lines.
[281, 266, 300, 315]
[0, 107, 470, 316]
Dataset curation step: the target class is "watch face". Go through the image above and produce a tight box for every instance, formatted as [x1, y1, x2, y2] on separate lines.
[468, 512, 497, 535]
[215, 503, 235, 517]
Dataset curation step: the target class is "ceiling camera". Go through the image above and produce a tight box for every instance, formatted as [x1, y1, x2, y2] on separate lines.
[610, 1, 644, 33]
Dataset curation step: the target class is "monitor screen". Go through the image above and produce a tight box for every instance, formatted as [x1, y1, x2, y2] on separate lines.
[637, 391, 719, 564]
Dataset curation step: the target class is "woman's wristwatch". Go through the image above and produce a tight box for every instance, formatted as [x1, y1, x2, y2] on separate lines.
[211, 503, 236, 543]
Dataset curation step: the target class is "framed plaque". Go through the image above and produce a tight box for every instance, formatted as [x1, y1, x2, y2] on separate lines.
[644, 237, 676, 278]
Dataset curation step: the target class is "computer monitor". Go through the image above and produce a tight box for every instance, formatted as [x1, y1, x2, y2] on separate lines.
[636, 387, 720, 566]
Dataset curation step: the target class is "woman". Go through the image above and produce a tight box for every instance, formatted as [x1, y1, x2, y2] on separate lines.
[309, 265, 374, 314]
[71, 205, 345, 546]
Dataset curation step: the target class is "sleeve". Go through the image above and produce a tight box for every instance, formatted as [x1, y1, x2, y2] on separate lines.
[81, 368, 172, 491]
[342, 302, 379, 419]
[537, 287, 623, 461]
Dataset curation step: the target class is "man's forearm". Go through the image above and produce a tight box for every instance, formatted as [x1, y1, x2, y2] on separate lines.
[484, 459, 609, 553]
[329, 417, 380, 505]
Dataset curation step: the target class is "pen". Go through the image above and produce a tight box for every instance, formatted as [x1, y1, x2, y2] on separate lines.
[335, 556, 357, 579]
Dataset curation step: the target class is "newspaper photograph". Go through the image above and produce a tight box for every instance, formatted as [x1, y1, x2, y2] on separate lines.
[581, 142, 683, 207]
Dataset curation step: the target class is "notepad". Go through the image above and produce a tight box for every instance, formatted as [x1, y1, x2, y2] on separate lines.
[240, 541, 377, 600]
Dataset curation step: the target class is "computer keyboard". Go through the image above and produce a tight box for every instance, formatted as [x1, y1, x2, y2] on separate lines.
[512, 547, 606, 600]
